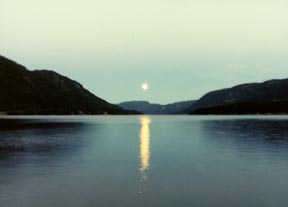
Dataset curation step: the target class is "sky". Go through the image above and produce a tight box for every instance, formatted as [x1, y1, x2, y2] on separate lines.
[1, 0, 288, 104]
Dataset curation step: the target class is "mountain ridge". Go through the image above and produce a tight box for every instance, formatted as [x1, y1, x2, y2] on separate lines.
[189, 78, 288, 114]
[118, 100, 196, 114]
[0, 55, 139, 115]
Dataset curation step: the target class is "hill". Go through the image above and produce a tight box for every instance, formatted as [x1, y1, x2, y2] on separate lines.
[0, 55, 139, 115]
[189, 79, 288, 114]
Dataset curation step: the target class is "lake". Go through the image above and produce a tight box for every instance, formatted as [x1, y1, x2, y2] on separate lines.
[1, 115, 288, 207]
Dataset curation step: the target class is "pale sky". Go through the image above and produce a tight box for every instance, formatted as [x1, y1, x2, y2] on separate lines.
[1, 0, 288, 104]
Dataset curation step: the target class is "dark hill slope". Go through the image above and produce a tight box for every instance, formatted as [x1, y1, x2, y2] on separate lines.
[0, 55, 136, 115]
[189, 79, 288, 114]
[191, 100, 288, 115]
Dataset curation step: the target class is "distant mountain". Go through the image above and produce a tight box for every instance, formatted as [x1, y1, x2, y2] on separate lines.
[189, 79, 288, 114]
[118, 100, 196, 114]
[0, 55, 139, 115]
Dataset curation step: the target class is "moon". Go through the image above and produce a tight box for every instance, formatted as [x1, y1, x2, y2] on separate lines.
[142, 83, 149, 91]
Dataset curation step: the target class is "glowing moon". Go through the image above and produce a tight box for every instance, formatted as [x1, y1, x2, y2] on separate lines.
[142, 83, 149, 91]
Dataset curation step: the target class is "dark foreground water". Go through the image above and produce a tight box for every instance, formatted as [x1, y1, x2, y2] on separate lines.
[1, 115, 288, 207]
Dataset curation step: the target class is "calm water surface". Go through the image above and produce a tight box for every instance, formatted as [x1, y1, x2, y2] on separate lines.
[1, 115, 288, 207]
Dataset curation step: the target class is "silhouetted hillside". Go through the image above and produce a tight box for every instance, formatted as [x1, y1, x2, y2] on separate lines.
[191, 101, 288, 115]
[189, 79, 288, 114]
[0, 55, 139, 115]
